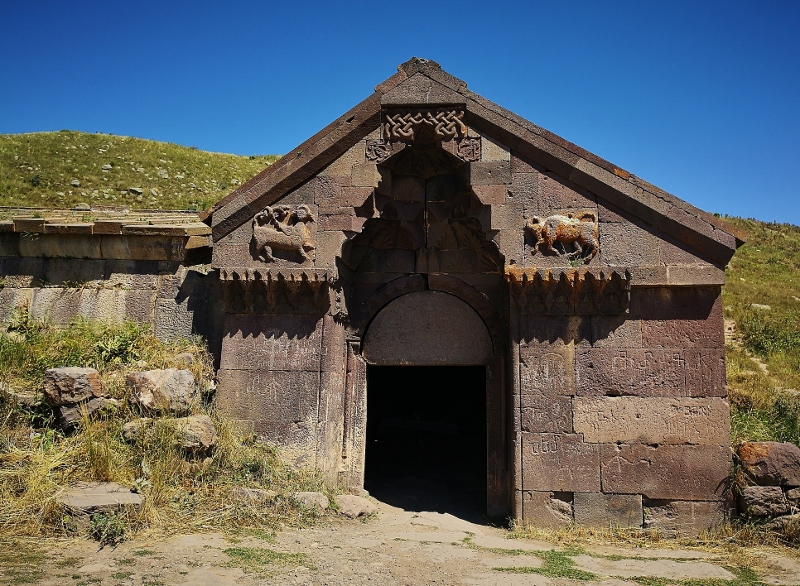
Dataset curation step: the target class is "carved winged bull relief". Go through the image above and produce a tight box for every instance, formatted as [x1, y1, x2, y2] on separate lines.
[525, 211, 599, 260]
[252, 204, 315, 263]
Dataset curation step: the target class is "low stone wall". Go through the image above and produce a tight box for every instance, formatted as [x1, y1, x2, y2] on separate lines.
[0, 208, 224, 359]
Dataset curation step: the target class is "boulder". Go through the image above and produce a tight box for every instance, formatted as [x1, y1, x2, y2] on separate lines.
[59, 397, 118, 427]
[291, 491, 329, 512]
[43, 367, 102, 406]
[58, 481, 142, 514]
[127, 368, 196, 414]
[122, 418, 152, 442]
[738, 486, 791, 517]
[165, 415, 217, 454]
[786, 487, 800, 505]
[230, 487, 278, 504]
[334, 494, 378, 519]
[0, 382, 39, 408]
[739, 442, 800, 487]
[764, 513, 800, 533]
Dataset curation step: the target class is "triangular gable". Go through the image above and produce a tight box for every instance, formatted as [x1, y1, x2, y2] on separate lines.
[206, 58, 745, 264]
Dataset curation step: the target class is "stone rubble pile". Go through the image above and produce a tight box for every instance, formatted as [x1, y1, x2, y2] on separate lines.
[737, 441, 800, 529]
[43, 367, 117, 426]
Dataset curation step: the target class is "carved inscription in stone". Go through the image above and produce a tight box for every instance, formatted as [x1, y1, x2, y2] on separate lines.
[522, 432, 600, 492]
[526, 211, 599, 260]
[573, 397, 730, 445]
[576, 348, 728, 397]
[221, 314, 323, 371]
[383, 108, 467, 143]
[520, 345, 575, 396]
[521, 395, 572, 433]
[252, 204, 315, 263]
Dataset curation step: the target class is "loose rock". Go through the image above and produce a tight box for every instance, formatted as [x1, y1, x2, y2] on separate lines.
[335, 494, 378, 519]
[59, 397, 118, 427]
[127, 368, 196, 414]
[44, 367, 102, 406]
[230, 487, 278, 504]
[291, 492, 329, 512]
[739, 442, 800, 487]
[165, 415, 217, 454]
[738, 486, 790, 517]
[129, 187, 143, 195]
[122, 417, 152, 442]
[70, 179, 81, 187]
[0, 382, 39, 408]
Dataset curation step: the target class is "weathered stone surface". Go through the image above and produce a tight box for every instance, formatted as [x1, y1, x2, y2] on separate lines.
[786, 487, 800, 504]
[0, 382, 39, 408]
[58, 481, 142, 513]
[335, 494, 378, 518]
[230, 487, 278, 504]
[520, 344, 575, 396]
[292, 491, 329, 511]
[601, 444, 730, 500]
[59, 397, 117, 426]
[521, 491, 573, 527]
[573, 397, 729, 445]
[520, 395, 572, 433]
[738, 442, 800, 488]
[521, 433, 600, 492]
[221, 314, 323, 371]
[43, 367, 102, 406]
[127, 369, 196, 414]
[591, 315, 643, 348]
[738, 486, 790, 517]
[573, 493, 643, 528]
[122, 418, 152, 442]
[164, 415, 218, 454]
[362, 291, 492, 366]
[575, 348, 727, 397]
[643, 500, 728, 536]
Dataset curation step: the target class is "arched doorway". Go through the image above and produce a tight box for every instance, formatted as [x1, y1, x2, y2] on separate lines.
[361, 290, 495, 519]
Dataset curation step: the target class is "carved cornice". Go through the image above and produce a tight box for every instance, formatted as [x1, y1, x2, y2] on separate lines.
[506, 267, 631, 316]
[220, 268, 330, 314]
[383, 108, 467, 143]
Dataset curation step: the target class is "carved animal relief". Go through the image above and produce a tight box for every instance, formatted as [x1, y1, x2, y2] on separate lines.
[526, 211, 599, 260]
[252, 204, 315, 263]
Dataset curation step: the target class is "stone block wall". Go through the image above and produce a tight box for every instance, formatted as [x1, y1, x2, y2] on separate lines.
[516, 286, 731, 533]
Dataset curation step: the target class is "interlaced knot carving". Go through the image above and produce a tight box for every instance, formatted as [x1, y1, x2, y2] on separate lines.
[383, 108, 467, 143]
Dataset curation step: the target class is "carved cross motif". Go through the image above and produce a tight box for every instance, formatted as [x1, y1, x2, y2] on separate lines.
[365, 139, 393, 163]
[383, 108, 467, 143]
[456, 137, 481, 162]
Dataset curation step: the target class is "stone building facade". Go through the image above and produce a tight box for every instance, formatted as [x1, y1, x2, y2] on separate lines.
[0, 59, 745, 532]
[205, 59, 745, 531]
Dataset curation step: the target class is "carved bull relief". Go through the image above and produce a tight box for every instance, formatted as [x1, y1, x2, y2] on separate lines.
[526, 211, 599, 261]
[252, 204, 315, 263]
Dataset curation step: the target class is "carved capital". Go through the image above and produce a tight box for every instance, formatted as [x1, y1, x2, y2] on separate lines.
[220, 267, 330, 315]
[383, 108, 467, 144]
[506, 267, 630, 316]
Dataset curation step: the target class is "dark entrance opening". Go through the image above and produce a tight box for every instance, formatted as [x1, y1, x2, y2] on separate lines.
[365, 365, 487, 520]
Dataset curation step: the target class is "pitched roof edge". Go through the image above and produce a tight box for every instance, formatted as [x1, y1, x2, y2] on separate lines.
[204, 68, 409, 239]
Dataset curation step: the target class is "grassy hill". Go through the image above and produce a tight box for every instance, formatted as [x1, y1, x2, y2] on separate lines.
[0, 131, 279, 211]
[722, 218, 800, 446]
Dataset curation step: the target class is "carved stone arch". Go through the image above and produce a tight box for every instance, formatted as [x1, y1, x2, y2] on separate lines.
[351, 274, 506, 356]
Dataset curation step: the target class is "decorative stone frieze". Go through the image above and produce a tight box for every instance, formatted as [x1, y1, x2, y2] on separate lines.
[506, 267, 630, 315]
[220, 267, 329, 314]
[383, 108, 466, 143]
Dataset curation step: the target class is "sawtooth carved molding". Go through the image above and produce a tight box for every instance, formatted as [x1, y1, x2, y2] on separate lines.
[506, 267, 630, 315]
[252, 204, 315, 262]
[220, 267, 329, 314]
[525, 211, 599, 260]
[383, 108, 467, 143]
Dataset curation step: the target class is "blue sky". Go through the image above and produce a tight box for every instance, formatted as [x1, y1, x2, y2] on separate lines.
[1, 1, 798, 225]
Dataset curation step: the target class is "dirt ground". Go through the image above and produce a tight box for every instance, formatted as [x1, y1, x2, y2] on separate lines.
[6, 498, 800, 586]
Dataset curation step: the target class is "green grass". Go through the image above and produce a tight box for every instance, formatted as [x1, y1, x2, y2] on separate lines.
[0, 539, 48, 584]
[223, 547, 315, 574]
[0, 130, 279, 211]
[493, 549, 597, 580]
[722, 217, 800, 447]
[626, 566, 766, 586]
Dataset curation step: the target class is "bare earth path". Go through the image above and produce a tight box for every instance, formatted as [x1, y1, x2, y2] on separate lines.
[13, 500, 800, 586]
